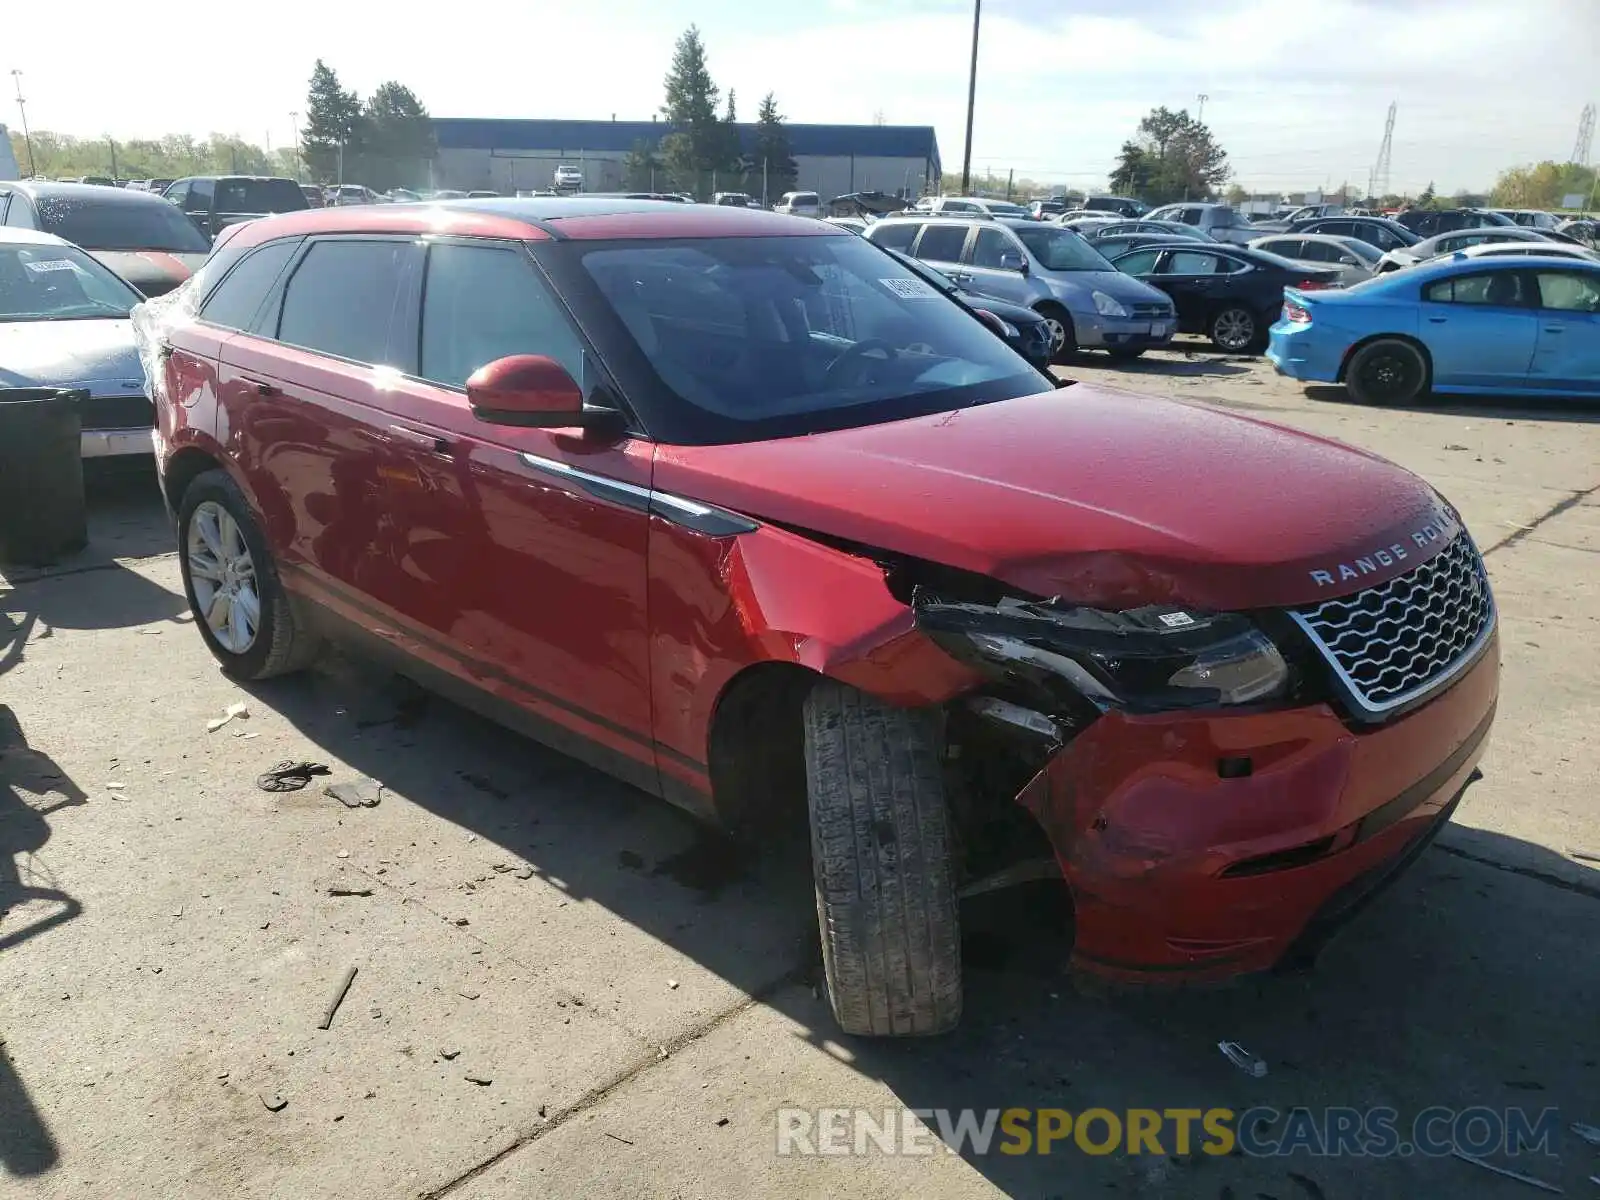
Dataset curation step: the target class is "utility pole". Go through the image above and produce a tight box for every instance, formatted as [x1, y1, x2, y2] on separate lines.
[1196, 93, 1208, 124]
[108, 136, 117, 180]
[10, 69, 35, 178]
[289, 111, 301, 181]
[960, 0, 981, 194]
[762, 157, 768, 207]
[1006, 167, 1013, 200]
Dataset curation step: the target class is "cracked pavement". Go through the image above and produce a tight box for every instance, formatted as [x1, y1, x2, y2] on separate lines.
[2, 349, 1597, 1198]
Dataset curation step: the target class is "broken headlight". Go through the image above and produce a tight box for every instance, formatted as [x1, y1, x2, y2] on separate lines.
[914, 590, 1288, 712]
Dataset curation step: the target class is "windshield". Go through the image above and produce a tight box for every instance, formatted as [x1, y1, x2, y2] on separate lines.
[215, 179, 309, 214]
[1010, 225, 1114, 271]
[35, 194, 211, 252]
[0, 243, 143, 321]
[1340, 239, 1383, 265]
[574, 234, 1043, 444]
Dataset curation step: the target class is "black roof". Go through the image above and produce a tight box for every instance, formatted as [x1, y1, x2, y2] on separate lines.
[171, 174, 299, 184]
[0, 180, 174, 205]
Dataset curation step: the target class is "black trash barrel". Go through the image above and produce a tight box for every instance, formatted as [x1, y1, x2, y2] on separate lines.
[0, 388, 88, 566]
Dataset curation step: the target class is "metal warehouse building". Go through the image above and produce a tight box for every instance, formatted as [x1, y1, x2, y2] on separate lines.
[432, 118, 941, 200]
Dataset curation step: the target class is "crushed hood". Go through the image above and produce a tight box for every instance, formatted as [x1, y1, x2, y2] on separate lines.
[0, 318, 144, 395]
[654, 386, 1455, 611]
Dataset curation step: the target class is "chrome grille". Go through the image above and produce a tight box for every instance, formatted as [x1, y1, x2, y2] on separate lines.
[1131, 302, 1173, 318]
[1290, 534, 1495, 719]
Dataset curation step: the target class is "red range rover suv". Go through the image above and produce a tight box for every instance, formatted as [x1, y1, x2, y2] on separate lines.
[139, 199, 1499, 1037]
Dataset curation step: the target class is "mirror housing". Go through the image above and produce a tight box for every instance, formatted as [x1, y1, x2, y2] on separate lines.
[998, 251, 1028, 273]
[467, 355, 593, 428]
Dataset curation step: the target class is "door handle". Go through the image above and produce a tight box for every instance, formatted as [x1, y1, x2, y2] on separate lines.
[240, 376, 280, 396]
[1542, 326, 1564, 333]
[1427, 316, 1447, 323]
[387, 425, 453, 455]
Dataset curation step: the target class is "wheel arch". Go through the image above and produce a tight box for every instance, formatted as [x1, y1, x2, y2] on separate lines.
[1337, 332, 1434, 385]
[704, 661, 822, 834]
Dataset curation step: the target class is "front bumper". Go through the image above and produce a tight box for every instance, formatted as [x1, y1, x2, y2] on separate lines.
[1074, 311, 1178, 349]
[1014, 634, 1499, 981]
[81, 427, 156, 458]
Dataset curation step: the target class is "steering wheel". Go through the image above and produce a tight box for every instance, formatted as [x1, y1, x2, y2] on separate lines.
[823, 339, 898, 387]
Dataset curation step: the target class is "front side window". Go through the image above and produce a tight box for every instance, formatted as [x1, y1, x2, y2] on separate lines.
[184, 180, 215, 212]
[1010, 226, 1111, 271]
[1533, 271, 1600, 312]
[0, 243, 143, 321]
[1113, 248, 1161, 274]
[277, 240, 414, 365]
[34, 195, 211, 252]
[1423, 271, 1530, 306]
[1179, 208, 1203, 226]
[915, 224, 969, 262]
[970, 227, 1013, 268]
[575, 234, 1043, 444]
[200, 240, 300, 331]
[216, 179, 308, 214]
[420, 243, 587, 389]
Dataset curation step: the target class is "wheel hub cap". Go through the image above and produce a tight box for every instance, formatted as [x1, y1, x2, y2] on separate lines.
[187, 500, 261, 655]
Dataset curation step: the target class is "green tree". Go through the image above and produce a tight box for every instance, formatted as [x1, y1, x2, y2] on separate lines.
[659, 25, 725, 197]
[623, 139, 666, 190]
[1224, 183, 1249, 206]
[1416, 181, 1439, 210]
[1107, 106, 1230, 204]
[753, 92, 797, 202]
[1490, 160, 1595, 209]
[362, 82, 435, 190]
[302, 59, 364, 182]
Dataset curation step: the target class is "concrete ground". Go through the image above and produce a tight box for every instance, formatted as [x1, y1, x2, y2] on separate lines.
[2, 351, 1597, 1199]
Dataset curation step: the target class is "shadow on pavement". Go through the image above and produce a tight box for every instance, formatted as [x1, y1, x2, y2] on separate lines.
[246, 652, 1600, 1198]
[0, 460, 174, 589]
[0, 703, 88, 1178]
[1304, 384, 1600, 424]
[1074, 349, 1255, 380]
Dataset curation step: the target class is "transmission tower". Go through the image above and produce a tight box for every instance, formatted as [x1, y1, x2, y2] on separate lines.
[1371, 102, 1397, 200]
[1574, 103, 1596, 166]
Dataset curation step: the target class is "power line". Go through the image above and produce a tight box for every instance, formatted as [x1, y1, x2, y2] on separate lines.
[1575, 103, 1595, 167]
[1371, 101, 1396, 199]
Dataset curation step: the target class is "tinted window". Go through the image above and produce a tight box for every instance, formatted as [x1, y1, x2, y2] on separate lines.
[278, 240, 413, 364]
[1423, 271, 1530, 306]
[970, 227, 1013, 268]
[164, 181, 189, 207]
[577, 234, 1042, 443]
[915, 225, 969, 262]
[1011, 226, 1111, 271]
[1178, 208, 1203, 226]
[33, 194, 211, 252]
[0, 242, 143, 320]
[1298, 241, 1336, 262]
[1113, 249, 1161, 274]
[869, 221, 917, 252]
[1166, 250, 1221, 274]
[184, 180, 214, 212]
[199, 240, 299, 331]
[420, 243, 587, 389]
[215, 179, 308, 214]
[1258, 239, 1301, 258]
[1533, 271, 1600, 312]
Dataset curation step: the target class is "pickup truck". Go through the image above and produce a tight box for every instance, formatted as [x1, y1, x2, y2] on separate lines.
[163, 175, 308, 239]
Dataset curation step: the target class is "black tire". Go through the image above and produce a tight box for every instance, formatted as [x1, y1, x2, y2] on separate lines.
[1208, 305, 1261, 353]
[177, 469, 321, 680]
[1106, 347, 1147, 361]
[1035, 303, 1077, 364]
[802, 681, 962, 1037]
[1345, 338, 1429, 405]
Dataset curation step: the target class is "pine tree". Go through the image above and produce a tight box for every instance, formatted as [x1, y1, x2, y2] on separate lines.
[660, 26, 724, 197]
[754, 92, 797, 203]
[302, 60, 363, 183]
[364, 82, 435, 191]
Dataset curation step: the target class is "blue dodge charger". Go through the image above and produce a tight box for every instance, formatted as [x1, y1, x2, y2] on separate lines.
[1267, 254, 1600, 404]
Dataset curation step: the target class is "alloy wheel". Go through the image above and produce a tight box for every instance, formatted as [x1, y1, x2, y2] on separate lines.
[1213, 309, 1255, 351]
[1360, 352, 1417, 401]
[187, 500, 261, 655]
[1040, 316, 1068, 354]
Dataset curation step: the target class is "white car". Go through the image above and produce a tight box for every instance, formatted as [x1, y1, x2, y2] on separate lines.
[913, 195, 1033, 219]
[774, 191, 823, 218]
[553, 165, 584, 192]
[1455, 241, 1600, 264]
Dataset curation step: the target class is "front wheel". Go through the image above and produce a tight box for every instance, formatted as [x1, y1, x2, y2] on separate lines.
[1035, 304, 1077, 364]
[1209, 305, 1261, 353]
[177, 469, 321, 680]
[1345, 339, 1429, 406]
[803, 681, 962, 1037]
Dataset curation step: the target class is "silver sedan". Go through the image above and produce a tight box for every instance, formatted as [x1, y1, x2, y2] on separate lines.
[1248, 233, 1382, 285]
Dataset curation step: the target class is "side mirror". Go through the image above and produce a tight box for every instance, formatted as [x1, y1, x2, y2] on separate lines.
[998, 251, 1028, 273]
[1339, 255, 1359, 266]
[467, 355, 592, 428]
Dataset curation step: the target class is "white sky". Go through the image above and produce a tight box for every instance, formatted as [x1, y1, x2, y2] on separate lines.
[7, 0, 1596, 194]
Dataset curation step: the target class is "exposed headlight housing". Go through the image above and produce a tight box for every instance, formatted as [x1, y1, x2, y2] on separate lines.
[1091, 290, 1130, 318]
[997, 319, 1020, 338]
[915, 592, 1289, 712]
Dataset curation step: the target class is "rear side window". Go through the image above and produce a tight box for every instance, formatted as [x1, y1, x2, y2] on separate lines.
[278, 240, 414, 365]
[869, 222, 917, 252]
[1423, 271, 1530, 306]
[200, 240, 300, 331]
[915, 225, 968, 263]
[1167, 250, 1221, 274]
[1178, 208, 1203, 226]
[1114, 248, 1161, 274]
[215, 179, 309, 214]
[419, 243, 587, 390]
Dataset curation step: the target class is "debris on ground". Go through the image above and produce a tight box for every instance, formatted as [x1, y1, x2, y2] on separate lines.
[464, 1072, 492, 1086]
[207, 702, 251, 733]
[260, 1092, 288, 1112]
[256, 761, 332, 793]
[604, 1133, 635, 1146]
[1571, 1121, 1600, 1146]
[514, 866, 535, 880]
[326, 880, 373, 898]
[715, 1117, 729, 1127]
[439, 1048, 460, 1060]
[667, 980, 680, 990]
[317, 965, 359, 1031]
[1218, 1041, 1268, 1078]
[325, 778, 383, 808]
[457, 988, 480, 1000]
[107, 781, 126, 790]
[1450, 1149, 1564, 1194]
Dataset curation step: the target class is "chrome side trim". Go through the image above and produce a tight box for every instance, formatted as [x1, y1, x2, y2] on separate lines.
[517, 452, 757, 536]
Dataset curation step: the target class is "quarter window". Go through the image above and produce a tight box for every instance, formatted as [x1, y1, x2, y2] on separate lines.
[198, 240, 299, 331]
[1166, 250, 1220, 274]
[277, 240, 414, 365]
[914, 224, 968, 263]
[419, 243, 587, 390]
[869, 221, 917, 252]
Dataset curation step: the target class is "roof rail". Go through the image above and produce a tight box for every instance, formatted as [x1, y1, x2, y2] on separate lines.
[882, 209, 995, 221]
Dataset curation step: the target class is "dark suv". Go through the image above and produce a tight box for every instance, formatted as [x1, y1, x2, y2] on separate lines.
[163, 176, 308, 239]
[1393, 208, 1514, 238]
[139, 199, 1498, 1037]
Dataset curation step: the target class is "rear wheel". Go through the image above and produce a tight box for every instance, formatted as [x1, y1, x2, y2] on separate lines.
[802, 681, 962, 1037]
[1209, 305, 1260, 353]
[1035, 303, 1077, 364]
[1345, 338, 1429, 405]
